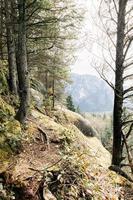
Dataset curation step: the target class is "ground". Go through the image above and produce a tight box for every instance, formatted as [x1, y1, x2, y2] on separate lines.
[0, 98, 133, 200]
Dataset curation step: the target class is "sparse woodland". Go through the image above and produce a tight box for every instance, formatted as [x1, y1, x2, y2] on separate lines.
[0, 0, 133, 199]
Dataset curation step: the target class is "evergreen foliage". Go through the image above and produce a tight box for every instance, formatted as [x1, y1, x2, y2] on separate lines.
[0, 0, 83, 122]
[66, 95, 76, 112]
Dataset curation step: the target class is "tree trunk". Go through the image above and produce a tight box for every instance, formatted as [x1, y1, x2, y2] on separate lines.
[52, 74, 55, 109]
[112, 0, 127, 166]
[15, 0, 30, 123]
[45, 71, 48, 93]
[4, 0, 17, 94]
[0, 0, 4, 60]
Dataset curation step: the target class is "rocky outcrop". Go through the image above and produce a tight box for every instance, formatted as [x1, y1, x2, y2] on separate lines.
[54, 108, 97, 137]
[30, 88, 44, 107]
[0, 102, 132, 200]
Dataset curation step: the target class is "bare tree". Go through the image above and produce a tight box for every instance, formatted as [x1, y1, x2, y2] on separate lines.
[97, 0, 133, 168]
[112, 0, 128, 166]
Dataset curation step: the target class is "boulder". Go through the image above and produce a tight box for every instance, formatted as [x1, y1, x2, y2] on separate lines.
[30, 88, 44, 107]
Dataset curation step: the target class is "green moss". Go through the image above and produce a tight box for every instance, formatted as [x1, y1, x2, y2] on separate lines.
[0, 97, 15, 122]
[0, 97, 22, 170]
[6, 120, 21, 135]
[0, 62, 8, 94]
[0, 147, 12, 160]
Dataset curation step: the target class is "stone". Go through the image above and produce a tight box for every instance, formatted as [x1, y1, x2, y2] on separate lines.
[30, 88, 44, 107]
[43, 188, 57, 200]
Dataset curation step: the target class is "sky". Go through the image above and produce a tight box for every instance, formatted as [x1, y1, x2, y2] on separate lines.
[71, 0, 101, 76]
[70, 0, 133, 91]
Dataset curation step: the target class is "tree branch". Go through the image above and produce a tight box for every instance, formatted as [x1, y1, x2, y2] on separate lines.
[26, 7, 40, 21]
[124, 61, 133, 69]
[122, 120, 133, 126]
[123, 73, 133, 80]
[122, 132, 133, 174]
[126, 123, 133, 139]
[125, 27, 133, 36]
[123, 87, 133, 95]
[26, 0, 37, 9]
[95, 68, 115, 90]
[124, 37, 133, 59]
[112, 0, 118, 14]
[123, 94, 133, 100]
[126, 6, 133, 16]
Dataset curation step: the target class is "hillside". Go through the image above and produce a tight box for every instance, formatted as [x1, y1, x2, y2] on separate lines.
[66, 74, 114, 112]
[0, 97, 133, 200]
[0, 0, 133, 199]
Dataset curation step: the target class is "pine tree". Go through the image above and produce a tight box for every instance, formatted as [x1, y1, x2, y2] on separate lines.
[66, 95, 75, 112]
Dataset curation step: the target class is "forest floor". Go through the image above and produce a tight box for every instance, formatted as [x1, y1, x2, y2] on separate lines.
[0, 97, 133, 199]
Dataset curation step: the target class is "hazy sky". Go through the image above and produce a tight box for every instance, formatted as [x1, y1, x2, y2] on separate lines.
[71, 0, 100, 76]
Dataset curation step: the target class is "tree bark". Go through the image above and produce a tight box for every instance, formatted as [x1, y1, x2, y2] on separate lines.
[0, 0, 4, 60]
[45, 71, 48, 93]
[112, 0, 128, 166]
[4, 0, 17, 94]
[52, 74, 55, 109]
[15, 0, 30, 123]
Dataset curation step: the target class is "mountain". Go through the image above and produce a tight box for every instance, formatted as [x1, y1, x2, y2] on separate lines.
[66, 73, 114, 112]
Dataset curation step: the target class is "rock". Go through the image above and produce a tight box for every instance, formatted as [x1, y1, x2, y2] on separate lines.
[43, 188, 57, 200]
[30, 88, 44, 107]
[74, 117, 97, 137]
[0, 189, 7, 199]
[0, 182, 3, 190]
[54, 108, 97, 137]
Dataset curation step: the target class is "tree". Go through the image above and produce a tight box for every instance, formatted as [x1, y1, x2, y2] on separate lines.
[66, 95, 76, 112]
[112, 0, 128, 166]
[4, 0, 17, 94]
[15, 0, 30, 123]
[27, 0, 82, 109]
[97, 0, 133, 168]
[0, 0, 4, 60]
[0, 0, 83, 123]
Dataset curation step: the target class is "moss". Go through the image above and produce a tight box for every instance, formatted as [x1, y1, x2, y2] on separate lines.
[0, 97, 22, 171]
[0, 97, 15, 122]
[0, 146, 12, 173]
[0, 146, 12, 161]
[1, 120, 21, 150]
[6, 120, 21, 136]
[0, 62, 8, 94]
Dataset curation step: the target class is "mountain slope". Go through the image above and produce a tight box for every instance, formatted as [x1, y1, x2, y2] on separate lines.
[66, 73, 114, 112]
[0, 97, 133, 199]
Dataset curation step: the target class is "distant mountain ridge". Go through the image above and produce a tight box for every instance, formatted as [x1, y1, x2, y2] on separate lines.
[66, 73, 114, 112]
